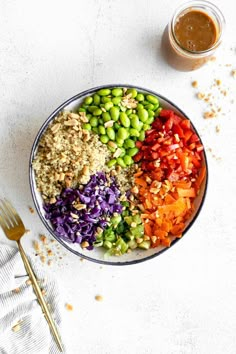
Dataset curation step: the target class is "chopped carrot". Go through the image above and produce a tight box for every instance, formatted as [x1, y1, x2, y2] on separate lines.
[135, 178, 147, 188]
[194, 165, 206, 192]
[177, 187, 196, 198]
[134, 170, 143, 178]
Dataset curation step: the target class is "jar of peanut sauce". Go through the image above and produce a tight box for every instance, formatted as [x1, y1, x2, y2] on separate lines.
[161, 1, 225, 71]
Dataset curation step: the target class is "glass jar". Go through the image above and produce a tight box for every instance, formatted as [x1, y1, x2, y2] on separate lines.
[161, 1, 225, 71]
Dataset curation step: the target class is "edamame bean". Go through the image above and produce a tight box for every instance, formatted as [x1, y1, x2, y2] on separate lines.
[130, 115, 141, 130]
[116, 157, 126, 168]
[79, 107, 86, 112]
[104, 102, 113, 111]
[84, 96, 93, 105]
[146, 116, 155, 124]
[129, 128, 140, 137]
[107, 127, 115, 140]
[137, 103, 144, 110]
[155, 107, 162, 116]
[92, 127, 99, 133]
[107, 159, 117, 168]
[148, 109, 155, 117]
[127, 88, 137, 98]
[93, 108, 102, 116]
[123, 155, 133, 165]
[138, 130, 145, 141]
[115, 137, 124, 147]
[100, 135, 109, 144]
[126, 109, 132, 116]
[97, 88, 111, 96]
[98, 125, 106, 135]
[112, 97, 121, 105]
[93, 94, 101, 105]
[117, 127, 128, 140]
[146, 94, 159, 105]
[138, 108, 149, 123]
[82, 123, 92, 130]
[153, 103, 159, 110]
[88, 105, 98, 113]
[101, 96, 111, 103]
[102, 112, 111, 122]
[124, 139, 135, 148]
[143, 124, 151, 131]
[145, 103, 154, 110]
[136, 93, 144, 102]
[119, 147, 126, 157]
[112, 88, 123, 97]
[120, 112, 130, 128]
[90, 117, 98, 127]
[127, 147, 139, 157]
[110, 107, 120, 121]
[114, 122, 120, 130]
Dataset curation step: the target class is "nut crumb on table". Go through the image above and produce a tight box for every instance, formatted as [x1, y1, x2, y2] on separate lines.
[29, 206, 35, 214]
[12, 287, 21, 294]
[65, 303, 73, 311]
[12, 322, 21, 332]
[95, 295, 103, 302]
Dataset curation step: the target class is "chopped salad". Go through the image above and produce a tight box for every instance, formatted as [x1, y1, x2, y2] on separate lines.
[33, 87, 206, 256]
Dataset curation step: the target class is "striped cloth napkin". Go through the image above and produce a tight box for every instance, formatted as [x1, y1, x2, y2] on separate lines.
[0, 243, 66, 354]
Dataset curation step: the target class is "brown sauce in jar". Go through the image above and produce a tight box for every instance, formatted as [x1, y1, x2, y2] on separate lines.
[174, 10, 217, 52]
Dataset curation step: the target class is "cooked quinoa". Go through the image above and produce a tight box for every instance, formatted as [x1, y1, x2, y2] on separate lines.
[32, 111, 110, 202]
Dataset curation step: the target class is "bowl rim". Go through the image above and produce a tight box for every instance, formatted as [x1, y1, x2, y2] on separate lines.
[29, 84, 208, 266]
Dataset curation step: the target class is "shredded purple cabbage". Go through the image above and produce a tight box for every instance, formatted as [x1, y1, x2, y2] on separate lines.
[43, 172, 123, 249]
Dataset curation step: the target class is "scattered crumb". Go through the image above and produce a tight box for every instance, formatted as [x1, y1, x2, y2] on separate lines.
[215, 79, 221, 86]
[32, 233, 66, 267]
[231, 69, 236, 78]
[191, 80, 198, 88]
[203, 111, 216, 119]
[65, 303, 73, 311]
[25, 229, 30, 234]
[12, 287, 21, 294]
[47, 249, 53, 257]
[95, 295, 103, 302]
[29, 206, 35, 214]
[40, 234, 48, 244]
[41, 288, 47, 296]
[40, 255, 46, 263]
[25, 279, 32, 286]
[197, 92, 205, 100]
[210, 56, 216, 62]
[12, 323, 21, 332]
[215, 125, 220, 133]
[80, 258, 84, 262]
[33, 241, 41, 253]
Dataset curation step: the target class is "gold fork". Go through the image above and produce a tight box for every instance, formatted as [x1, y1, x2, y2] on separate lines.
[0, 199, 63, 352]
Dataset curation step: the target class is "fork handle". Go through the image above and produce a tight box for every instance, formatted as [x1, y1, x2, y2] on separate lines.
[17, 240, 63, 352]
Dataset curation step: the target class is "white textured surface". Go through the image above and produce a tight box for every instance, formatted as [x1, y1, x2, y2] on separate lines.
[1, 0, 236, 353]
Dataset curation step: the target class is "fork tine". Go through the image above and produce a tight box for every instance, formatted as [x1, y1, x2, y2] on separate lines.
[0, 214, 9, 232]
[0, 203, 14, 228]
[1, 199, 24, 227]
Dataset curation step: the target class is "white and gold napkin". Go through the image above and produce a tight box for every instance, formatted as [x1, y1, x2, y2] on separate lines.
[0, 243, 66, 354]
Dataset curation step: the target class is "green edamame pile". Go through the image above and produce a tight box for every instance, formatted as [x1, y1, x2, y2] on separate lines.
[80, 87, 161, 167]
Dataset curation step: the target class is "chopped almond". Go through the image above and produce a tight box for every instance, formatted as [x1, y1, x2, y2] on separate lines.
[95, 295, 103, 302]
[191, 80, 198, 88]
[65, 303, 73, 311]
[29, 206, 35, 214]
